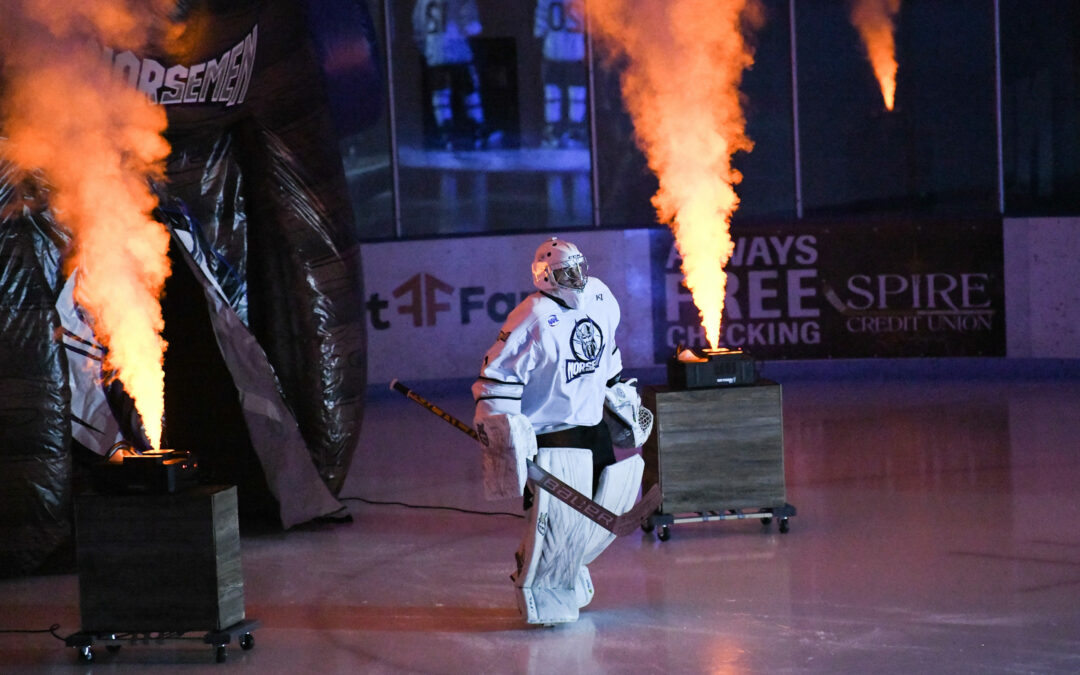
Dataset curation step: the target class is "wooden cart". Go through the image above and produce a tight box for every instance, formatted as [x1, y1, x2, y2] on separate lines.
[69, 485, 257, 663]
[642, 380, 796, 541]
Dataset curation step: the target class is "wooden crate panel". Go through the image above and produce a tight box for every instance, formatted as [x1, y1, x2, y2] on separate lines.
[644, 382, 786, 513]
[76, 485, 245, 633]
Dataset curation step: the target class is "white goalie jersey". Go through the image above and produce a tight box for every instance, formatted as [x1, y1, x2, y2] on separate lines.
[473, 276, 622, 434]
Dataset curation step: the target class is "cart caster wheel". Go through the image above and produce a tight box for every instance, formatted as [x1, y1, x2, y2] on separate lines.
[216, 645, 227, 663]
[657, 525, 671, 541]
[106, 644, 121, 653]
[641, 520, 655, 534]
[779, 518, 790, 533]
[761, 517, 773, 527]
[240, 633, 254, 651]
[78, 646, 94, 663]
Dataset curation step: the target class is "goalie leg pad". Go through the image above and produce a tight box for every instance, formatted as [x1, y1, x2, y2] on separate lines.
[512, 446, 593, 624]
[581, 454, 646, 565]
[570, 455, 644, 611]
[574, 565, 595, 609]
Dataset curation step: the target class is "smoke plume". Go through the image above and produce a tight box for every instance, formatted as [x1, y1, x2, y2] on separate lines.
[586, 0, 763, 350]
[850, 0, 901, 110]
[1, 0, 175, 447]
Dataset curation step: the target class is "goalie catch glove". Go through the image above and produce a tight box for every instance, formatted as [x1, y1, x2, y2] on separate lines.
[603, 378, 654, 448]
[474, 412, 537, 500]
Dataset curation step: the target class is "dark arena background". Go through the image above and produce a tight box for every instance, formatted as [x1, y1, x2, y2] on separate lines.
[2, 0, 1079, 671]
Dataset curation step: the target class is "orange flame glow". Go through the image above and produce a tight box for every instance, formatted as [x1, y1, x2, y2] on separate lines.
[1, 1, 175, 447]
[850, 0, 901, 111]
[586, 0, 763, 349]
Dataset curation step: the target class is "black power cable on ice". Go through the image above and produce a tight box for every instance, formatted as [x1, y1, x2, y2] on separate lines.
[339, 495, 524, 519]
[0, 624, 67, 641]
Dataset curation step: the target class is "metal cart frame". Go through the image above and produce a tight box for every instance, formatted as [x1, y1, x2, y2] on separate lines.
[644, 503, 797, 541]
[65, 618, 259, 664]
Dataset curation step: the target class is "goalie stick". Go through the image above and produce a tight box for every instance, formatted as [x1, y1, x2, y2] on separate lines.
[390, 379, 661, 537]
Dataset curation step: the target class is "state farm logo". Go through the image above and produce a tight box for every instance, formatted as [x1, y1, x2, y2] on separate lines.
[366, 272, 532, 329]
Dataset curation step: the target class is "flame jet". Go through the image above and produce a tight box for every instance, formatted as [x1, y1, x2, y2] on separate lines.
[586, 0, 763, 349]
[850, 0, 901, 110]
[1, 0, 175, 447]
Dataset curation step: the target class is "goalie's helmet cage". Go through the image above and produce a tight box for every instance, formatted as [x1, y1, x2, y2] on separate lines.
[531, 238, 588, 307]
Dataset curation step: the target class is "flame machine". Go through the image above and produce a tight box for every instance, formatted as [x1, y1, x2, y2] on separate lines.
[640, 346, 797, 541]
[68, 446, 258, 663]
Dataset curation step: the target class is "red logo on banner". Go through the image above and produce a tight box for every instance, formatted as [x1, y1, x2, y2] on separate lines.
[393, 273, 454, 326]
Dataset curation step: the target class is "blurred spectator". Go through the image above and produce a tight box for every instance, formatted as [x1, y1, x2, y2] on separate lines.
[413, 0, 488, 150]
[534, 0, 587, 148]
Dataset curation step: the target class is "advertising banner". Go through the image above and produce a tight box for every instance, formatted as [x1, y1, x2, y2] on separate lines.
[363, 218, 1005, 383]
[651, 218, 1006, 360]
[361, 230, 654, 382]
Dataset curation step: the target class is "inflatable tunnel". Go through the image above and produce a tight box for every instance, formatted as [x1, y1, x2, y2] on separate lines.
[0, 0, 375, 575]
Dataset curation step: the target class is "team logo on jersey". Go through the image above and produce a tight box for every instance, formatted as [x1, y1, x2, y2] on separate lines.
[565, 318, 604, 382]
[547, 314, 559, 327]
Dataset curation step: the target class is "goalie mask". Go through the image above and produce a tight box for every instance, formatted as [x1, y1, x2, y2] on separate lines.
[531, 238, 588, 309]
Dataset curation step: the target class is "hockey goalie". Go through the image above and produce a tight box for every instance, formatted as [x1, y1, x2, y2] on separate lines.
[472, 237, 654, 625]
